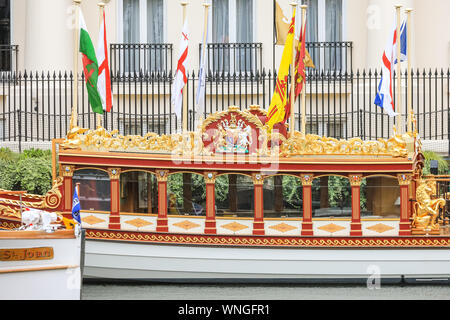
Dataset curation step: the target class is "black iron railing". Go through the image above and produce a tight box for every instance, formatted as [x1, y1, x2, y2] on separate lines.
[110, 43, 173, 79]
[0, 68, 449, 155]
[200, 42, 263, 74]
[0, 45, 18, 72]
[305, 41, 353, 74]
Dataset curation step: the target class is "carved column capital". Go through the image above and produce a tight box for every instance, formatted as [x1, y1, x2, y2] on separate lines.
[300, 174, 314, 186]
[62, 165, 75, 177]
[349, 174, 363, 187]
[107, 168, 121, 180]
[252, 173, 264, 185]
[156, 170, 169, 182]
[204, 172, 217, 184]
[397, 173, 413, 186]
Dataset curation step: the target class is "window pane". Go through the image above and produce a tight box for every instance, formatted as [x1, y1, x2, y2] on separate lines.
[361, 177, 400, 218]
[263, 176, 303, 218]
[212, 0, 229, 73]
[303, 0, 318, 42]
[312, 176, 352, 218]
[0, 0, 11, 71]
[120, 172, 158, 214]
[215, 174, 254, 218]
[212, 0, 229, 43]
[73, 169, 111, 212]
[167, 173, 206, 216]
[123, 0, 140, 42]
[147, 0, 165, 71]
[325, 0, 342, 70]
[123, 0, 140, 73]
[236, 0, 252, 43]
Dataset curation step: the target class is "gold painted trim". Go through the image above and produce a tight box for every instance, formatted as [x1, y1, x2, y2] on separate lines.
[80, 210, 110, 215]
[167, 215, 206, 219]
[120, 212, 158, 217]
[59, 150, 413, 165]
[60, 161, 413, 174]
[0, 264, 79, 274]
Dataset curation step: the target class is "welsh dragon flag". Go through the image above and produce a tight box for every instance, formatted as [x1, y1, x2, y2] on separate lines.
[79, 10, 103, 114]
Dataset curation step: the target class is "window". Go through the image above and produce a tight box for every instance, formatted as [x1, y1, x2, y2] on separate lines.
[72, 169, 111, 212]
[298, 116, 347, 139]
[119, 117, 168, 136]
[119, 0, 166, 72]
[0, 0, 12, 72]
[302, 0, 345, 71]
[210, 0, 257, 73]
[121, 0, 164, 44]
[120, 171, 158, 214]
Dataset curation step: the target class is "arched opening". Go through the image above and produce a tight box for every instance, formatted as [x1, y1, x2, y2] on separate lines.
[167, 172, 206, 216]
[263, 175, 303, 218]
[215, 174, 254, 218]
[361, 175, 400, 218]
[312, 175, 352, 218]
[120, 171, 158, 214]
[72, 169, 110, 212]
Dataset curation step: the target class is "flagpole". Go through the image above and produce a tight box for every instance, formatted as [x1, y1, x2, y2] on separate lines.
[97, 1, 105, 129]
[406, 8, 413, 133]
[300, 4, 307, 135]
[199, 2, 211, 120]
[181, 1, 189, 133]
[289, 1, 297, 138]
[70, 0, 81, 130]
[395, 4, 402, 134]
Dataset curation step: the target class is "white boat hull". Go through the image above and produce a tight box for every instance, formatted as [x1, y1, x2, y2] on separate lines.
[84, 238, 450, 283]
[0, 230, 83, 300]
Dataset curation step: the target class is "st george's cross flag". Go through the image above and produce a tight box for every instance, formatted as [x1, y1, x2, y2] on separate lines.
[172, 19, 189, 120]
[79, 10, 103, 114]
[96, 10, 113, 112]
[374, 19, 407, 117]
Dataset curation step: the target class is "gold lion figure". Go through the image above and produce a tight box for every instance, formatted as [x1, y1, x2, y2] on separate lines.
[413, 180, 446, 232]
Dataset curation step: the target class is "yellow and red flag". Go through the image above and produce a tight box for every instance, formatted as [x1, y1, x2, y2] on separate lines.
[284, 21, 308, 123]
[266, 11, 296, 131]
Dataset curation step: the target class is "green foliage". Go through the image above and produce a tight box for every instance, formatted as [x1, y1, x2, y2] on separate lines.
[0, 147, 18, 163]
[19, 148, 52, 160]
[0, 148, 53, 195]
[281, 176, 302, 209]
[167, 173, 206, 207]
[422, 151, 448, 175]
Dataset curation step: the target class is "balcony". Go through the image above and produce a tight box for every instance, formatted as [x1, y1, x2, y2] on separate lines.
[0, 45, 18, 72]
[110, 43, 173, 79]
[305, 41, 353, 74]
[199, 42, 263, 75]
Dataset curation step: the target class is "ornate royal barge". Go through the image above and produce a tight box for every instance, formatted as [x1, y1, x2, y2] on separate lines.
[1, 105, 450, 283]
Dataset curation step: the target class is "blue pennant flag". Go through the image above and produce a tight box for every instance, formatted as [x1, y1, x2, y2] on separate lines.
[72, 187, 81, 224]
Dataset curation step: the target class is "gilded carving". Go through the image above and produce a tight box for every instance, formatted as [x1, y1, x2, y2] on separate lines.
[300, 174, 314, 186]
[397, 174, 413, 186]
[85, 230, 450, 247]
[412, 179, 446, 234]
[60, 107, 411, 159]
[349, 175, 363, 186]
[156, 170, 169, 182]
[252, 173, 264, 185]
[62, 165, 75, 177]
[0, 177, 63, 212]
[108, 168, 121, 180]
[204, 172, 217, 184]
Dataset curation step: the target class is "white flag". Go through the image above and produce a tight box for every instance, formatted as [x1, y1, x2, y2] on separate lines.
[172, 19, 189, 120]
[196, 18, 209, 115]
